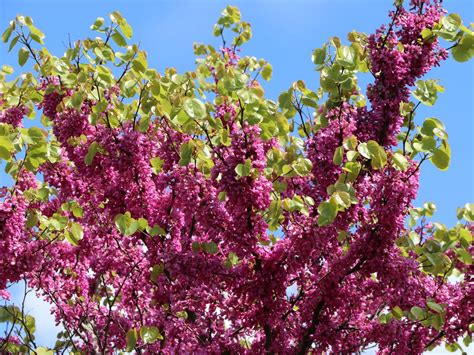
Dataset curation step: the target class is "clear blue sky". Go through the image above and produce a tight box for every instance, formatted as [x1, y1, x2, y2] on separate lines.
[0, 0, 473, 349]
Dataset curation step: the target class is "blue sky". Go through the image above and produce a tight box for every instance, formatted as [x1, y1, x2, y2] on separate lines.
[0, 0, 473, 351]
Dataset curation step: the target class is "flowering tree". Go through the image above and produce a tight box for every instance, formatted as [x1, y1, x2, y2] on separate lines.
[0, 0, 473, 353]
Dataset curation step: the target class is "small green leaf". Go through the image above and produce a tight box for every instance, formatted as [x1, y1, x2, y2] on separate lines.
[426, 301, 444, 313]
[140, 326, 163, 344]
[332, 191, 351, 210]
[393, 152, 409, 171]
[71, 91, 83, 109]
[317, 197, 338, 227]
[456, 249, 473, 265]
[445, 342, 461, 352]
[179, 141, 193, 166]
[35, 347, 54, 355]
[452, 33, 474, 62]
[203, 241, 218, 254]
[261, 63, 273, 81]
[150, 264, 164, 282]
[84, 141, 99, 166]
[183, 98, 207, 120]
[312, 45, 327, 65]
[357, 142, 370, 159]
[150, 157, 164, 174]
[366, 140, 387, 170]
[336, 45, 356, 68]
[0, 136, 14, 160]
[235, 159, 252, 177]
[1, 26, 13, 43]
[67, 222, 84, 246]
[148, 224, 166, 237]
[392, 306, 404, 319]
[132, 52, 147, 73]
[0, 307, 12, 322]
[90, 17, 105, 30]
[119, 21, 133, 39]
[430, 145, 450, 171]
[410, 306, 424, 320]
[18, 47, 29, 67]
[111, 31, 127, 47]
[1, 65, 13, 74]
[115, 212, 139, 236]
[333, 146, 344, 166]
[412, 80, 444, 106]
[342, 162, 361, 182]
[125, 328, 137, 352]
[337, 231, 347, 242]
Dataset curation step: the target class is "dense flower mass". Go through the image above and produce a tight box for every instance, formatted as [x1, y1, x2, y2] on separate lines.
[0, 1, 473, 353]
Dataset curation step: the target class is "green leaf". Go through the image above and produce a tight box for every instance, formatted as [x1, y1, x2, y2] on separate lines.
[18, 47, 29, 67]
[393, 152, 409, 171]
[430, 144, 450, 171]
[150, 157, 164, 174]
[148, 224, 166, 237]
[150, 264, 164, 282]
[125, 328, 137, 352]
[71, 91, 83, 109]
[452, 33, 474, 62]
[311, 45, 327, 65]
[332, 191, 351, 210]
[337, 231, 347, 242]
[66, 222, 84, 246]
[25, 314, 36, 333]
[90, 17, 105, 30]
[218, 5, 241, 26]
[1, 26, 13, 43]
[119, 21, 133, 39]
[183, 98, 207, 120]
[333, 146, 344, 165]
[426, 301, 444, 313]
[342, 162, 361, 182]
[179, 141, 193, 166]
[343, 136, 358, 150]
[1, 65, 13, 74]
[421, 117, 445, 136]
[445, 343, 461, 352]
[111, 31, 127, 47]
[392, 306, 404, 319]
[0, 136, 14, 160]
[366, 140, 387, 170]
[132, 52, 147, 73]
[440, 14, 462, 39]
[28, 25, 45, 44]
[278, 92, 292, 109]
[227, 252, 239, 266]
[115, 212, 139, 236]
[412, 80, 444, 106]
[235, 159, 252, 177]
[84, 141, 99, 166]
[317, 197, 338, 227]
[357, 142, 370, 159]
[410, 306, 424, 320]
[140, 326, 163, 344]
[0, 307, 12, 322]
[456, 249, 473, 265]
[336, 45, 356, 68]
[433, 127, 448, 140]
[261, 63, 273, 81]
[203, 241, 218, 254]
[35, 347, 54, 355]
[48, 213, 68, 230]
[8, 35, 19, 52]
